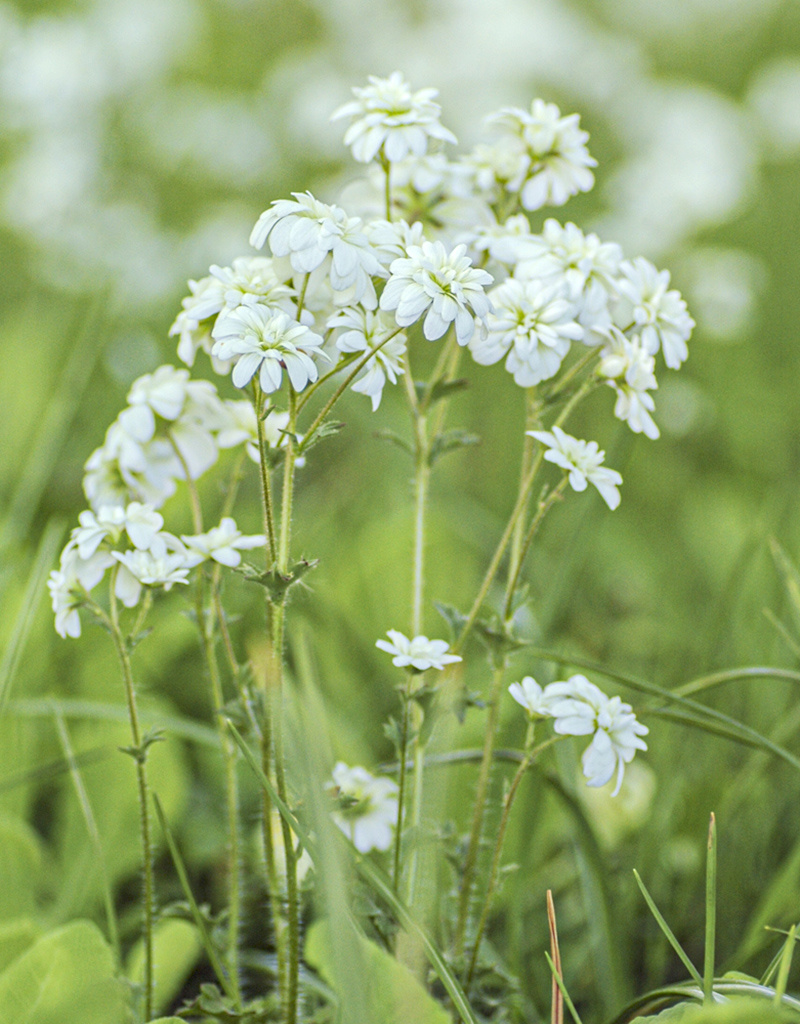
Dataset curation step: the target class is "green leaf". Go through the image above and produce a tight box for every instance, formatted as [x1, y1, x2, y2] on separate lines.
[373, 428, 413, 455]
[0, 920, 126, 1024]
[434, 602, 468, 642]
[428, 429, 481, 466]
[770, 538, 800, 639]
[0, 919, 41, 974]
[235, 558, 318, 601]
[306, 919, 451, 1024]
[296, 418, 345, 456]
[425, 377, 470, 405]
[0, 817, 42, 920]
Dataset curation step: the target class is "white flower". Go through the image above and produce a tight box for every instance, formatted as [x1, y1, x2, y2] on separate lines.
[517, 219, 623, 305]
[613, 257, 694, 370]
[328, 307, 406, 411]
[528, 426, 623, 510]
[598, 328, 660, 440]
[48, 568, 84, 639]
[508, 676, 557, 718]
[379, 240, 493, 346]
[466, 214, 541, 268]
[170, 274, 225, 368]
[487, 100, 596, 210]
[327, 762, 399, 853]
[249, 192, 384, 306]
[470, 278, 582, 386]
[182, 517, 265, 568]
[73, 502, 163, 558]
[331, 72, 457, 164]
[545, 675, 649, 796]
[112, 547, 192, 607]
[375, 629, 462, 672]
[197, 257, 294, 320]
[212, 305, 326, 394]
[463, 136, 530, 201]
[366, 218, 427, 267]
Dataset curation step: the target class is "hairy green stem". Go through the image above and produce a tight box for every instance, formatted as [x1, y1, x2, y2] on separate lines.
[392, 686, 412, 893]
[255, 383, 278, 563]
[466, 750, 533, 985]
[452, 662, 507, 958]
[503, 480, 568, 625]
[108, 579, 155, 1022]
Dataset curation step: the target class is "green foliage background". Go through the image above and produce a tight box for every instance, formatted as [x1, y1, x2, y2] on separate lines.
[2, 0, 800, 1019]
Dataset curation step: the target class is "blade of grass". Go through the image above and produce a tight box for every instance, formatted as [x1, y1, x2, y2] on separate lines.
[0, 519, 65, 714]
[0, 295, 107, 550]
[10, 697, 220, 749]
[545, 951, 584, 1024]
[227, 723, 480, 1024]
[773, 923, 796, 1004]
[54, 710, 120, 961]
[632, 869, 702, 986]
[152, 794, 237, 1004]
[762, 926, 800, 987]
[674, 666, 800, 699]
[704, 813, 717, 1004]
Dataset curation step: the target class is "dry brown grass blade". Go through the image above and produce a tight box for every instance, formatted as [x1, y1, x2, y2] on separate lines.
[548, 889, 563, 1024]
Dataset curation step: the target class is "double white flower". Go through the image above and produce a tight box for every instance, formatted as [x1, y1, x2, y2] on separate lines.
[528, 426, 623, 510]
[212, 305, 326, 394]
[380, 240, 493, 346]
[509, 674, 648, 795]
[331, 72, 457, 164]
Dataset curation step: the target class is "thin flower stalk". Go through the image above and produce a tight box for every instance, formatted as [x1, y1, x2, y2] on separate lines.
[174, 449, 243, 1005]
[466, 746, 534, 985]
[453, 661, 508, 957]
[107, 573, 155, 1022]
[392, 680, 412, 893]
[298, 326, 406, 451]
[267, 381, 301, 1024]
[254, 383, 278, 563]
[503, 478, 568, 625]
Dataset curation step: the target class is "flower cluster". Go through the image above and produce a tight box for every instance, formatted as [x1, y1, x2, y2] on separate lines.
[509, 674, 649, 795]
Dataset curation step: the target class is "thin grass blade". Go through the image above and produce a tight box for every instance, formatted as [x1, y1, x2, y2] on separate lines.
[632, 869, 702, 986]
[545, 951, 584, 1024]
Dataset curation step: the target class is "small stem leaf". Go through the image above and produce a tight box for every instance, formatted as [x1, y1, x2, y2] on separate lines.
[428, 429, 481, 467]
[373, 428, 414, 455]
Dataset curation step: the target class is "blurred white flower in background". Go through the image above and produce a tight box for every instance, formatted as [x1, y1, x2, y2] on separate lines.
[326, 762, 399, 853]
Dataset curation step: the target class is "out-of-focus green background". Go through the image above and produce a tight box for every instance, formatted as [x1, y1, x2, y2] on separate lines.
[3, 0, 800, 1017]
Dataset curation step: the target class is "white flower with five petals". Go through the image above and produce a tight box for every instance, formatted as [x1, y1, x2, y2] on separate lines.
[528, 426, 623, 510]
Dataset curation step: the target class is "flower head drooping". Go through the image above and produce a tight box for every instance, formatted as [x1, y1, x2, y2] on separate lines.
[545, 675, 649, 796]
[598, 327, 660, 440]
[249, 192, 384, 307]
[181, 517, 266, 568]
[613, 257, 695, 370]
[327, 307, 406, 411]
[212, 305, 326, 394]
[326, 762, 399, 853]
[528, 426, 623, 510]
[379, 240, 493, 346]
[331, 72, 457, 164]
[487, 100, 597, 211]
[469, 278, 583, 386]
[376, 629, 462, 672]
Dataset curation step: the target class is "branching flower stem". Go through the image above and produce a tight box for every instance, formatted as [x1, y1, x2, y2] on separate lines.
[452, 378, 595, 958]
[254, 383, 278, 563]
[298, 327, 406, 450]
[105, 575, 155, 1022]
